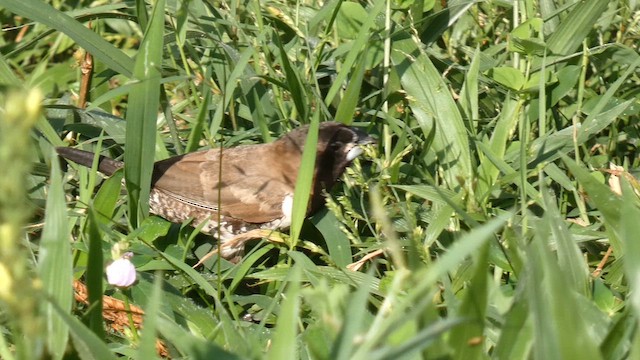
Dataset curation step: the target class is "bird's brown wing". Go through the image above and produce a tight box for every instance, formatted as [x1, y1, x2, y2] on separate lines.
[151, 146, 298, 224]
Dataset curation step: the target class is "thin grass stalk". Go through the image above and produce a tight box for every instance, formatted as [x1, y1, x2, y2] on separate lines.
[382, 0, 392, 160]
[537, 53, 548, 205]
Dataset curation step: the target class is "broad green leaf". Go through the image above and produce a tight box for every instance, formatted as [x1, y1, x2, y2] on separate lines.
[509, 18, 546, 55]
[335, 2, 368, 39]
[549, 65, 581, 105]
[488, 66, 525, 91]
[599, 308, 635, 359]
[522, 67, 556, 92]
[311, 209, 352, 268]
[511, 17, 544, 39]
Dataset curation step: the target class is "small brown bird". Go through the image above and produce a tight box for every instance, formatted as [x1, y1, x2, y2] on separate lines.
[57, 122, 374, 259]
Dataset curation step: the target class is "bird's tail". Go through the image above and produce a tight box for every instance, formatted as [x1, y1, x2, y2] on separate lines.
[56, 147, 123, 176]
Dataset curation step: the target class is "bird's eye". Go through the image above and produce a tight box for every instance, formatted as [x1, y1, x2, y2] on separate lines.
[330, 141, 343, 149]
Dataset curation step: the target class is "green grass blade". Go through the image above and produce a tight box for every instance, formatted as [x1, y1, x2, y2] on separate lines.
[38, 151, 73, 360]
[420, 214, 507, 290]
[47, 296, 118, 360]
[391, 31, 473, 190]
[527, 225, 604, 360]
[476, 97, 520, 201]
[577, 58, 640, 143]
[541, 189, 589, 295]
[274, 35, 308, 121]
[324, 0, 385, 106]
[620, 180, 640, 329]
[0, 52, 19, 85]
[459, 46, 480, 132]
[371, 318, 464, 360]
[331, 270, 374, 360]
[156, 317, 241, 359]
[266, 266, 301, 360]
[474, 140, 541, 201]
[85, 210, 105, 340]
[546, 0, 609, 55]
[562, 155, 623, 252]
[334, 50, 367, 125]
[311, 209, 352, 267]
[209, 45, 253, 136]
[137, 273, 162, 360]
[289, 115, 319, 246]
[448, 243, 489, 359]
[124, 0, 165, 226]
[493, 293, 533, 359]
[153, 251, 220, 300]
[186, 86, 211, 153]
[92, 169, 124, 225]
[0, 0, 134, 77]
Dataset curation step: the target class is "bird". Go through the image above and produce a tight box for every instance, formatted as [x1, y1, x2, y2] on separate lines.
[57, 121, 374, 260]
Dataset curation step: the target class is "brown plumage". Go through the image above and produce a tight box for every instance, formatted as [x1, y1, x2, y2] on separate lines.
[57, 121, 374, 259]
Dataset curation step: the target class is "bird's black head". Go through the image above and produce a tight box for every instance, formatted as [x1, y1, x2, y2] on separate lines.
[276, 121, 375, 214]
[315, 122, 375, 179]
[280, 121, 375, 175]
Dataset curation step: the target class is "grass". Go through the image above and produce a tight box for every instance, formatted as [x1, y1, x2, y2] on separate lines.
[1, 0, 640, 358]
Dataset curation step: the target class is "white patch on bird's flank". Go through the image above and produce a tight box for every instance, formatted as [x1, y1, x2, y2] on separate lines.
[280, 194, 294, 228]
[346, 146, 363, 161]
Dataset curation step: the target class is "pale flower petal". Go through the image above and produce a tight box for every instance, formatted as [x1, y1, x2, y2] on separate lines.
[106, 252, 137, 287]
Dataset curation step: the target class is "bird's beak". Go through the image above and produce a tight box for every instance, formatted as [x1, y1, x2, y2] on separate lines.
[346, 127, 376, 161]
[350, 126, 377, 146]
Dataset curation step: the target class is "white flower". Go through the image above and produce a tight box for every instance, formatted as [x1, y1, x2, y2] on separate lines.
[106, 252, 137, 287]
